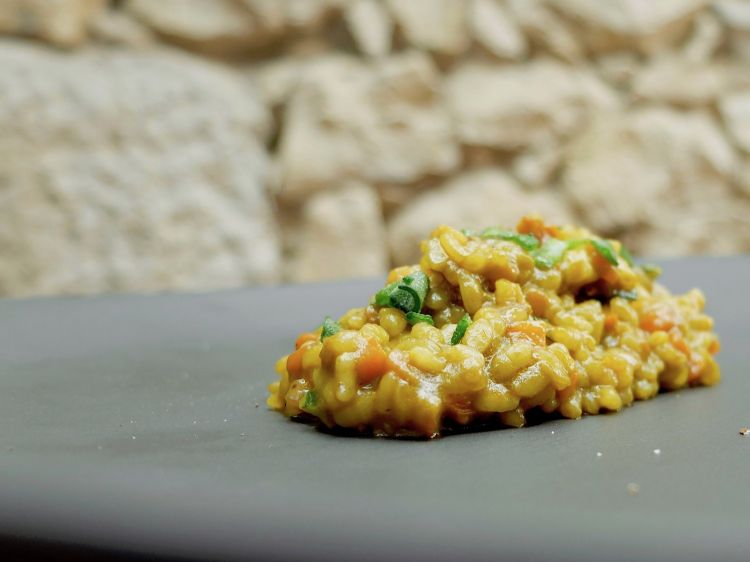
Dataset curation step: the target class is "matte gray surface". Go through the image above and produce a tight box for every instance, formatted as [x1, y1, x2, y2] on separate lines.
[0, 257, 748, 561]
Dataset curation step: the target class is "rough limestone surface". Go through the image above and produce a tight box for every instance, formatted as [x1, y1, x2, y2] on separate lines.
[715, 0, 750, 32]
[547, 0, 707, 53]
[507, 0, 584, 62]
[445, 59, 619, 150]
[251, 56, 305, 109]
[632, 56, 728, 106]
[0, 0, 748, 295]
[0, 42, 279, 297]
[621, 196, 750, 257]
[562, 108, 737, 234]
[90, 7, 156, 47]
[288, 183, 388, 282]
[511, 137, 561, 189]
[719, 92, 750, 153]
[716, 0, 750, 60]
[277, 52, 460, 202]
[736, 159, 750, 196]
[387, 169, 574, 265]
[125, 0, 342, 56]
[469, 0, 528, 60]
[344, 0, 392, 57]
[595, 52, 641, 88]
[387, 0, 469, 56]
[682, 11, 724, 62]
[0, 0, 106, 47]
[125, 0, 271, 55]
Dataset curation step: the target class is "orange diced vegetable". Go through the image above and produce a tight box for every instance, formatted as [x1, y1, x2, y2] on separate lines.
[286, 348, 306, 379]
[640, 312, 675, 332]
[592, 253, 619, 285]
[525, 288, 550, 317]
[516, 215, 546, 241]
[356, 339, 389, 385]
[604, 313, 619, 332]
[670, 333, 691, 357]
[295, 332, 318, 349]
[506, 321, 547, 346]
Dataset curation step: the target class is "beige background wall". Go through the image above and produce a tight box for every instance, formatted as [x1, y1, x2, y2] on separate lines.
[1, 0, 749, 298]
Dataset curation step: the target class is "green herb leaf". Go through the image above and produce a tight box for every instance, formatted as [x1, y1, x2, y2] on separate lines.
[304, 389, 317, 408]
[301, 389, 318, 414]
[451, 313, 472, 345]
[373, 271, 431, 314]
[613, 289, 638, 301]
[480, 227, 540, 251]
[531, 238, 569, 269]
[392, 271, 430, 314]
[460, 228, 475, 237]
[619, 245, 635, 267]
[590, 239, 619, 266]
[374, 282, 399, 307]
[641, 264, 661, 279]
[389, 287, 420, 314]
[566, 239, 590, 250]
[406, 312, 434, 326]
[320, 316, 341, 341]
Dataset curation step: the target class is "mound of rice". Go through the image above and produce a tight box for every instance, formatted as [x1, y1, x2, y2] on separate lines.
[268, 215, 720, 438]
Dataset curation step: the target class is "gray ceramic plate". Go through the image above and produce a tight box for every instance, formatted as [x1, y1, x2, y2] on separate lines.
[0, 257, 748, 561]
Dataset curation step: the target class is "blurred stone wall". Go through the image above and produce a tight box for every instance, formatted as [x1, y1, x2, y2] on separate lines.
[1, 0, 749, 297]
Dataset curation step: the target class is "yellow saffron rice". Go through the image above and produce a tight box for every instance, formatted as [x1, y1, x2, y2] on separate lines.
[268, 215, 720, 438]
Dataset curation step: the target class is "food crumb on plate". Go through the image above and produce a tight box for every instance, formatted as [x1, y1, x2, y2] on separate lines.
[739, 427, 750, 436]
[627, 483, 640, 496]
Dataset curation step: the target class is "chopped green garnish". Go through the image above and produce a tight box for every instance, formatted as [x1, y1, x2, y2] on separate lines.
[590, 239, 619, 266]
[619, 245, 635, 267]
[460, 228, 475, 237]
[304, 389, 317, 407]
[320, 316, 341, 341]
[480, 227, 540, 251]
[531, 238, 569, 269]
[613, 289, 638, 301]
[374, 282, 399, 306]
[390, 287, 420, 314]
[641, 264, 661, 279]
[406, 312, 434, 325]
[532, 237, 619, 270]
[451, 313, 472, 345]
[565, 238, 590, 250]
[301, 390, 318, 413]
[373, 271, 431, 315]
[401, 271, 430, 306]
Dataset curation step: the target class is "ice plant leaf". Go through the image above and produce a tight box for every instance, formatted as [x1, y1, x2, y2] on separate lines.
[590, 239, 619, 266]
[532, 238, 569, 269]
[451, 313, 472, 345]
[480, 227, 540, 251]
[406, 312, 434, 326]
[320, 317, 341, 341]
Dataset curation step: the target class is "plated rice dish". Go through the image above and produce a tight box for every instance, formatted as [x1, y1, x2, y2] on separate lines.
[267, 215, 720, 438]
